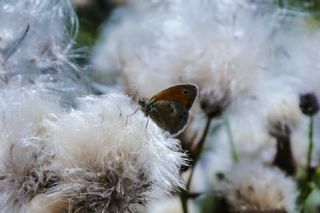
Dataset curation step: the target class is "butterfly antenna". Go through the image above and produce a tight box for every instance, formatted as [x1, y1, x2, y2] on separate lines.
[126, 107, 139, 125]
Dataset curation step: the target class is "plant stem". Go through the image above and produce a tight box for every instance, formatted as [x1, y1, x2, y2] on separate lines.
[298, 116, 315, 211]
[307, 116, 314, 179]
[180, 191, 188, 213]
[180, 116, 212, 213]
[223, 114, 239, 163]
[271, 124, 296, 176]
[187, 117, 212, 188]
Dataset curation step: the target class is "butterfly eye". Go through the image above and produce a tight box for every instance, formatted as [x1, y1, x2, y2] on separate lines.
[138, 98, 147, 108]
[183, 90, 189, 95]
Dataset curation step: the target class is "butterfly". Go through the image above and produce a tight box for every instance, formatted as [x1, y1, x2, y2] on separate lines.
[138, 84, 198, 136]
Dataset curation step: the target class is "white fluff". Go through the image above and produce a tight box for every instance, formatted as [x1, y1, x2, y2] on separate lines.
[146, 194, 197, 213]
[92, 0, 277, 100]
[0, 88, 61, 213]
[45, 92, 187, 212]
[215, 161, 298, 212]
[0, 0, 91, 105]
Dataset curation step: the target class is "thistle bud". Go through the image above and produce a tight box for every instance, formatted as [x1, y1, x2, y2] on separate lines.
[299, 93, 319, 116]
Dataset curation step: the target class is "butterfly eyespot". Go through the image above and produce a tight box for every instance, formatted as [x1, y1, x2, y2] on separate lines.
[183, 90, 189, 95]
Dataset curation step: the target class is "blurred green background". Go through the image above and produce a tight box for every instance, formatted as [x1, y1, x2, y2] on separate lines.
[74, 0, 320, 48]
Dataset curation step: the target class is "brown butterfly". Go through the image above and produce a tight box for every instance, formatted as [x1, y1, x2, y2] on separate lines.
[138, 84, 198, 136]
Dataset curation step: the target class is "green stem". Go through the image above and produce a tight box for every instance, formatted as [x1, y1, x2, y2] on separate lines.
[299, 116, 315, 211]
[223, 114, 239, 163]
[307, 116, 314, 179]
[187, 117, 212, 189]
[180, 116, 212, 213]
[180, 190, 188, 213]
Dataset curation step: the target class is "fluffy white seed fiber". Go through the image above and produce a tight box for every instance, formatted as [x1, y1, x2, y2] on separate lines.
[215, 161, 298, 212]
[0, 88, 61, 213]
[146, 194, 197, 213]
[0, 0, 91, 105]
[46, 92, 187, 212]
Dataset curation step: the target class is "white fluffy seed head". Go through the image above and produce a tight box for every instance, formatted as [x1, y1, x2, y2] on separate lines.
[46, 92, 187, 212]
[91, 0, 280, 102]
[0, 88, 61, 212]
[215, 161, 298, 212]
[0, 0, 91, 105]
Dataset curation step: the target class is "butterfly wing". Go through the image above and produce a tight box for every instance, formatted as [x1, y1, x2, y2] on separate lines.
[150, 84, 198, 110]
[148, 100, 189, 135]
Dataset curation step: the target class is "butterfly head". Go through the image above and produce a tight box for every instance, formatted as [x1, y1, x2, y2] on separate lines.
[138, 97, 151, 116]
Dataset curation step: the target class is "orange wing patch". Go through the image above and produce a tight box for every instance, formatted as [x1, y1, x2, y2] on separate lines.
[150, 84, 198, 109]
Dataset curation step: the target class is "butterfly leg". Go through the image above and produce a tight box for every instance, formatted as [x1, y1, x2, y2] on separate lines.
[144, 106, 158, 131]
[145, 117, 149, 130]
